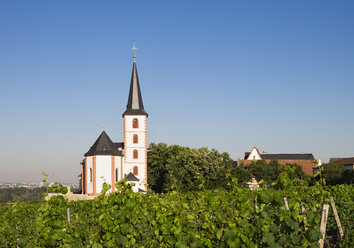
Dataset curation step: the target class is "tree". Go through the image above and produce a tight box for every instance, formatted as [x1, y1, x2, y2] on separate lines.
[246, 159, 283, 185]
[284, 163, 307, 180]
[0, 187, 47, 203]
[315, 163, 352, 185]
[147, 143, 233, 193]
[146, 143, 170, 193]
[230, 166, 252, 187]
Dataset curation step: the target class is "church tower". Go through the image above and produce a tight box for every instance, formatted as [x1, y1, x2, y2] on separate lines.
[122, 49, 148, 191]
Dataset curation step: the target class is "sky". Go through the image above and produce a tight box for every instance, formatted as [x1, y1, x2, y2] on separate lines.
[0, 1, 353, 183]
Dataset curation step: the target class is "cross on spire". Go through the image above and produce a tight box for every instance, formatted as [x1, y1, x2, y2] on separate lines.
[132, 41, 138, 62]
[123, 45, 148, 117]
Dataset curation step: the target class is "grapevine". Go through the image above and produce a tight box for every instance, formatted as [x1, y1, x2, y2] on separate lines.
[0, 181, 352, 247]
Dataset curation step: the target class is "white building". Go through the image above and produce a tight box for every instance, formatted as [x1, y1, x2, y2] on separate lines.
[247, 176, 259, 190]
[81, 53, 148, 195]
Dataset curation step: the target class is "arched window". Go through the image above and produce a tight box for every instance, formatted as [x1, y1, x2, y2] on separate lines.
[133, 134, 138, 144]
[133, 166, 138, 176]
[115, 168, 118, 182]
[90, 168, 93, 182]
[133, 149, 138, 159]
[133, 118, 139, 128]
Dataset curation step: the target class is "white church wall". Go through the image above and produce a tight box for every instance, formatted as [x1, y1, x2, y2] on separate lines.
[137, 180, 146, 191]
[95, 155, 112, 194]
[122, 164, 142, 179]
[113, 156, 122, 191]
[86, 156, 93, 194]
[124, 116, 146, 132]
[122, 165, 132, 179]
[124, 114, 147, 190]
[136, 163, 146, 181]
[125, 148, 145, 163]
[126, 181, 139, 193]
[125, 132, 144, 147]
[122, 162, 146, 190]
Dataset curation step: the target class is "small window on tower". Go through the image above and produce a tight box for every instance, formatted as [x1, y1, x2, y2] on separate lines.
[133, 166, 138, 176]
[90, 168, 93, 182]
[133, 118, 139, 128]
[133, 134, 138, 144]
[133, 149, 138, 159]
[103, 146, 107, 150]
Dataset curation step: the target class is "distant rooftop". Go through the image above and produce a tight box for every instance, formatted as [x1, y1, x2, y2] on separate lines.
[330, 157, 354, 166]
[244, 152, 314, 160]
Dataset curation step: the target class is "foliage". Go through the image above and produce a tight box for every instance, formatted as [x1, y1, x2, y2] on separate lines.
[0, 187, 47, 203]
[147, 143, 233, 193]
[0, 181, 352, 247]
[284, 163, 308, 180]
[325, 185, 354, 247]
[148, 143, 353, 194]
[0, 183, 71, 204]
[147, 144, 312, 193]
[314, 164, 353, 186]
[244, 159, 283, 185]
[49, 183, 69, 194]
[230, 166, 252, 187]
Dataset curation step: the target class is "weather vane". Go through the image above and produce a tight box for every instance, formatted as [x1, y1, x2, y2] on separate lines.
[132, 41, 138, 62]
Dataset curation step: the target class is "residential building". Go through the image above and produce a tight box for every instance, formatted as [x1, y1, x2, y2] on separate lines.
[239, 146, 317, 176]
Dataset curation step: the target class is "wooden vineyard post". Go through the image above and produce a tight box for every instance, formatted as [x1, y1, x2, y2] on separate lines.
[330, 196, 344, 239]
[319, 204, 329, 248]
[284, 197, 289, 210]
[67, 208, 71, 224]
[301, 203, 308, 231]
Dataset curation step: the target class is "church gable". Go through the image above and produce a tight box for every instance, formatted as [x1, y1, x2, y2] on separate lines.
[246, 147, 262, 160]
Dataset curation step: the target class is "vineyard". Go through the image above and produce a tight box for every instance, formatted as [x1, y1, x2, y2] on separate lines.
[0, 181, 353, 248]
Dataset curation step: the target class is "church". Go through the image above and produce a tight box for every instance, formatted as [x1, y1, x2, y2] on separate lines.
[81, 51, 148, 195]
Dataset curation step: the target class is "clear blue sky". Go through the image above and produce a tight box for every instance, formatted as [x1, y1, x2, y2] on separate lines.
[1, 1, 353, 183]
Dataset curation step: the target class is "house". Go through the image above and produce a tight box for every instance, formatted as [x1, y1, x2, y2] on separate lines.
[330, 157, 354, 170]
[81, 49, 148, 195]
[247, 176, 259, 190]
[239, 146, 317, 176]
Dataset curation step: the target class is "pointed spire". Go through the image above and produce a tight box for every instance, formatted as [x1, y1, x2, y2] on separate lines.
[123, 47, 148, 116]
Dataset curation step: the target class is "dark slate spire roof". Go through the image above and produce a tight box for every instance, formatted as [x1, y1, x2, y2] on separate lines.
[85, 131, 122, 156]
[123, 62, 148, 116]
[125, 172, 139, 181]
